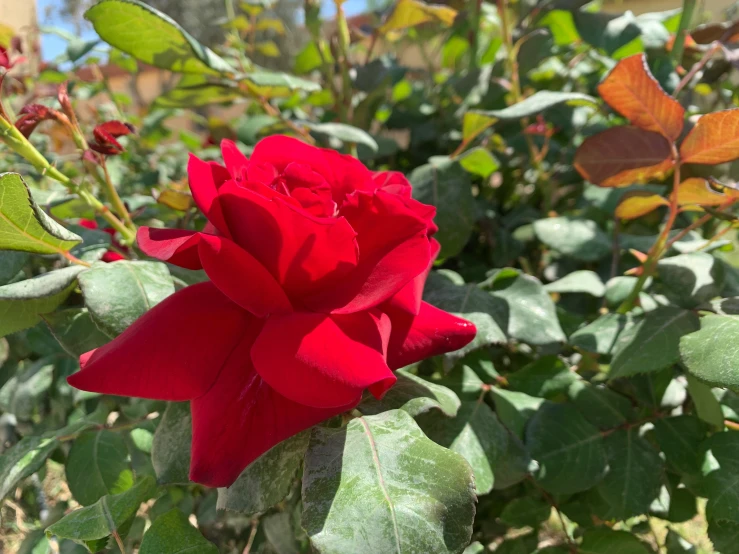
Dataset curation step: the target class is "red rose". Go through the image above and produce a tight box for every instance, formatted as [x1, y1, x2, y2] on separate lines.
[68, 136, 476, 487]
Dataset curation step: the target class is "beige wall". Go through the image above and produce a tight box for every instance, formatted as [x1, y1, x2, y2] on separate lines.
[0, 0, 39, 72]
[604, 0, 735, 18]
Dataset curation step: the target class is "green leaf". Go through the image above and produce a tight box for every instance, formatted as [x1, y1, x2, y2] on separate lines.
[457, 147, 500, 178]
[301, 122, 378, 151]
[574, 10, 644, 58]
[139, 509, 217, 554]
[473, 91, 597, 120]
[79, 261, 174, 337]
[358, 369, 460, 418]
[302, 410, 475, 554]
[544, 270, 606, 297]
[263, 512, 300, 554]
[418, 366, 509, 494]
[496, 532, 538, 554]
[499, 496, 551, 528]
[0, 359, 54, 419]
[462, 112, 496, 142]
[66, 430, 134, 506]
[46, 476, 157, 543]
[0, 251, 28, 285]
[0, 266, 85, 338]
[410, 159, 475, 258]
[0, 173, 82, 254]
[43, 308, 111, 357]
[256, 40, 280, 57]
[604, 276, 653, 309]
[579, 528, 651, 554]
[526, 403, 608, 494]
[701, 432, 739, 523]
[154, 75, 240, 108]
[652, 416, 706, 475]
[242, 70, 320, 98]
[489, 387, 543, 440]
[680, 314, 739, 390]
[533, 216, 611, 262]
[218, 432, 309, 514]
[294, 42, 327, 74]
[610, 307, 700, 379]
[539, 10, 581, 45]
[568, 381, 633, 430]
[0, 434, 60, 500]
[151, 402, 192, 485]
[463, 542, 485, 554]
[708, 520, 739, 554]
[85, 0, 235, 75]
[485, 269, 566, 345]
[686, 375, 724, 430]
[570, 313, 635, 355]
[658, 253, 724, 308]
[506, 355, 577, 399]
[596, 429, 663, 519]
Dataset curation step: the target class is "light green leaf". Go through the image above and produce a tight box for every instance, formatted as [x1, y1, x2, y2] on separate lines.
[544, 270, 606, 297]
[79, 261, 174, 337]
[473, 91, 597, 120]
[610, 307, 700, 379]
[539, 10, 581, 45]
[301, 122, 378, 151]
[500, 496, 551, 528]
[686, 375, 724, 430]
[66, 430, 134, 506]
[580, 528, 652, 554]
[139, 509, 217, 554]
[358, 369, 460, 418]
[46, 476, 157, 543]
[0, 173, 82, 254]
[462, 112, 496, 142]
[256, 40, 280, 57]
[533, 217, 611, 262]
[410, 159, 475, 258]
[658, 252, 724, 308]
[302, 410, 475, 554]
[43, 308, 111, 357]
[151, 402, 192, 485]
[154, 74, 240, 108]
[680, 314, 739, 390]
[0, 435, 59, 500]
[218, 432, 309, 515]
[570, 313, 636, 355]
[85, 0, 235, 75]
[526, 403, 608, 494]
[596, 429, 663, 519]
[243, 70, 320, 98]
[458, 147, 500, 178]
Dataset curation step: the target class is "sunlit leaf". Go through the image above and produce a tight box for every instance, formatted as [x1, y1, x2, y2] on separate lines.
[615, 191, 669, 219]
[379, 0, 458, 34]
[598, 54, 684, 140]
[679, 109, 739, 165]
[575, 126, 675, 187]
[675, 177, 739, 207]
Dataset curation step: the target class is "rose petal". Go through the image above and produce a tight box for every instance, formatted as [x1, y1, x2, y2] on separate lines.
[221, 139, 249, 179]
[385, 301, 477, 369]
[67, 282, 253, 400]
[190, 326, 356, 487]
[198, 234, 292, 317]
[250, 311, 396, 409]
[188, 154, 231, 233]
[217, 181, 358, 298]
[386, 238, 441, 315]
[136, 227, 202, 269]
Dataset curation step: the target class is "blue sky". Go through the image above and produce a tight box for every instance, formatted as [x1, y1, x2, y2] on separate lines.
[38, 0, 369, 61]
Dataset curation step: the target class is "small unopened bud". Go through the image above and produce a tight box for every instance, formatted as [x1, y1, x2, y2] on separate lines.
[89, 120, 135, 156]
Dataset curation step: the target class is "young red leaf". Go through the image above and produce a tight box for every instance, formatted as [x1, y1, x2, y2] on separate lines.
[574, 126, 675, 187]
[679, 109, 739, 165]
[615, 192, 669, 220]
[90, 120, 135, 155]
[597, 54, 685, 141]
[674, 177, 739, 207]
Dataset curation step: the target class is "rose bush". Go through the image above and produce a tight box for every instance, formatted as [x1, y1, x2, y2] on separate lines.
[68, 136, 476, 486]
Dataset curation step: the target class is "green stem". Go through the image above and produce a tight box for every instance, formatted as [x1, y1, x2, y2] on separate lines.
[469, 0, 483, 69]
[333, 0, 353, 123]
[671, 0, 697, 65]
[100, 157, 135, 231]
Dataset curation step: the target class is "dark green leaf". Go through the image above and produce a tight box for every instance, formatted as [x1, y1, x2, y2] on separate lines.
[652, 416, 706, 475]
[533, 216, 611, 262]
[473, 91, 597, 120]
[0, 434, 59, 500]
[568, 381, 633, 430]
[79, 261, 174, 336]
[302, 410, 475, 554]
[570, 313, 635, 355]
[658, 253, 724, 308]
[579, 528, 651, 554]
[701, 432, 739, 523]
[359, 369, 460, 418]
[410, 159, 475, 258]
[526, 403, 608, 494]
[151, 402, 192, 485]
[219, 432, 309, 515]
[499, 496, 551, 528]
[43, 308, 111, 357]
[85, 0, 235, 74]
[0, 265, 84, 338]
[708, 520, 739, 554]
[506, 356, 577, 399]
[0, 359, 54, 419]
[139, 509, 217, 554]
[66, 430, 134, 506]
[610, 307, 700, 379]
[0, 251, 28, 285]
[0, 173, 82, 254]
[489, 387, 543, 439]
[301, 122, 378, 151]
[154, 75, 240, 108]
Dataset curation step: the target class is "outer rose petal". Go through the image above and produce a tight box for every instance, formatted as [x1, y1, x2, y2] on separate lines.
[386, 238, 441, 315]
[190, 325, 356, 487]
[385, 301, 477, 369]
[250, 135, 375, 204]
[221, 139, 248, 179]
[217, 181, 358, 298]
[136, 227, 202, 270]
[188, 154, 231, 234]
[250, 311, 396, 409]
[67, 282, 253, 400]
[198, 234, 292, 317]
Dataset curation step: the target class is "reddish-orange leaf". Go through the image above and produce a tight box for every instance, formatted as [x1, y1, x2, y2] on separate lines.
[597, 54, 685, 141]
[574, 126, 675, 188]
[615, 192, 669, 220]
[674, 177, 739, 207]
[679, 109, 739, 165]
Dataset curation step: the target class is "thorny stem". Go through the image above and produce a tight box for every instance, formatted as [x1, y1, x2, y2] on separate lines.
[242, 520, 259, 554]
[61, 250, 91, 268]
[112, 531, 127, 554]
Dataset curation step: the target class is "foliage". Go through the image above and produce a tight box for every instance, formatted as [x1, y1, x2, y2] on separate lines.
[3, 0, 739, 553]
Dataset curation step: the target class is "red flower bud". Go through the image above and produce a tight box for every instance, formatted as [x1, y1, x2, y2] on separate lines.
[89, 120, 135, 155]
[15, 104, 70, 138]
